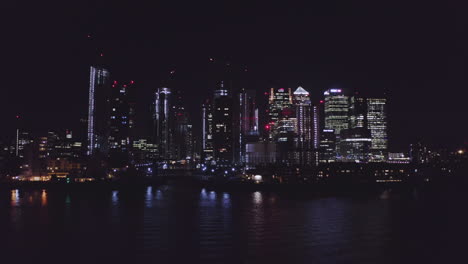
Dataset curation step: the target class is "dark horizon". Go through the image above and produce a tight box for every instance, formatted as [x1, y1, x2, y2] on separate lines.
[2, 1, 468, 151]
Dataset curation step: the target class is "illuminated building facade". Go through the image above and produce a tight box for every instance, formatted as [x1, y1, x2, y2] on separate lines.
[319, 129, 336, 163]
[367, 98, 388, 161]
[349, 96, 367, 129]
[323, 88, 349, 158]
[153, 87, 172, 160]
[324, 88, 350, 136]
[109, 81, 135, 167]
[267, 88, 293, 140]
[238, 89, 259, 163]
[132, 139, 158, 163]
[293, 87, 313, 165]
[87, 66, 111, 156]
[172, 91, 193, 161]
[212, 81, 233, 164]
[202, 99, 214, 162]
[339, 128, 371, 162]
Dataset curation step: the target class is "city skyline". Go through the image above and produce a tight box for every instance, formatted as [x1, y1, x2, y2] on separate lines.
[2, 1, 468, 151]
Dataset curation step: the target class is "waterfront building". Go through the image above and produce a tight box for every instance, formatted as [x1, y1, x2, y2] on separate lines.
[267, 88, 293, 140]
[153, 87, 172, 160]
[319, 129, 336, 163]
[367, 98, 388, 161]
[109, 81, 135, 168]
[212, 81, 233, 164]
[202, 99, 214, 162]
[293, 86, 313, 165]
[238, 89, 259, 163]
[87, 66, 111, 156]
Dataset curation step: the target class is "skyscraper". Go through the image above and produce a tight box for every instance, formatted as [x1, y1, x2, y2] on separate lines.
[293, 86, 313, 165]
[108, 81, 135, 168]
[323, 88, 349, 158]
[238, 89, 259, 163]
[367, 98, 388, 161]
[202, 99, 214, 162]
[338, 94, 372, 162]
[153, 87, 172, 160]
[172, 91, 193, 161]
[87, 66, 111, 156]
[267, 88, 293, 140]
[319, 129, 336, 163]
[324, 88, 350, 135]
[349, 95, 368, 129]
[212, 81, 233, 164]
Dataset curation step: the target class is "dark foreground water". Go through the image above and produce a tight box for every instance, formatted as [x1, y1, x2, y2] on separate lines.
[0, 182, 466, 264]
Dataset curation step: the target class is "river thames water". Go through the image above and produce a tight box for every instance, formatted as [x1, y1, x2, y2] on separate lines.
[0, 181, 466, 264]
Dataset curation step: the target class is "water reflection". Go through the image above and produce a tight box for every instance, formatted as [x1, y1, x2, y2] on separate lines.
[41, 189, 47, 206]
[10, 189, 19, 206]
[145, 186, 153, 207]
[2, 186, 455, 264]
[112, 190, 119, 205]
[253, 191, 263, 204]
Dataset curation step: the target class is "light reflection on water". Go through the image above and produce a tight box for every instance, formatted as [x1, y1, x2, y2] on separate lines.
[10, 189, 19, 206]
[1, 185, 464, 264]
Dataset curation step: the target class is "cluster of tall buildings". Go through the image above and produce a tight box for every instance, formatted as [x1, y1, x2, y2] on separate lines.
[1, 63, 390, 181]
[318, 89, 388, 163]
[202, 86, 389, 167]
[85, 65, 196, 177]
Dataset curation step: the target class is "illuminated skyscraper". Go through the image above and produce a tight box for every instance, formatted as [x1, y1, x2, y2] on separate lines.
[202, 99, 214, 162]
[238, 89, 259, 163]
[323, 88, 349, 157]
[87, 66, 111, 156]
[293, 86, 313, 165]
[153, 87, 172, 160]
[172, 91, 193, 161]
[367, 98, 388, 161]
[338, 94, 371, 162]
[212, 81, 233, 164]
[349, 95, 367, 129]
[319, 129, 336, 163]
[324, 88, 350, 135]
[109, 81, 135, 167]
[267, 88, 293, 140]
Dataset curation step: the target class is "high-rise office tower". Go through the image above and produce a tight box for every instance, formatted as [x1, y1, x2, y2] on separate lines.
[324, 88, 350, 135]
[267, 88, 293, 140]
[367, 98, 388, 161]
[153, 87, 172, 160]
[108, 81, 135, 167]
[293, 87, 313, 165]
[212, 81, 233, 164]
[239, 89, 259, 136]
[16, 130, 32, 158]
[238, 89, 259, 163]
[87, 66, 111, 156]
[202, 99, 214, 162]
[319, 129, 336, 163]
[312, 100, 325, 165]
[349, 95, 368, 129]
[172, 91, 193, 161]
[338, 94, 372, 162]
[323, 88, 350, 158]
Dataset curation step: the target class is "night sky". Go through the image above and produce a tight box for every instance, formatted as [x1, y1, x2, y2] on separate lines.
[2, 1, 468, 151]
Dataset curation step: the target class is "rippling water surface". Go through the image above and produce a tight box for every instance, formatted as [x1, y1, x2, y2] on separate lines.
[0, 182, 466, 264]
